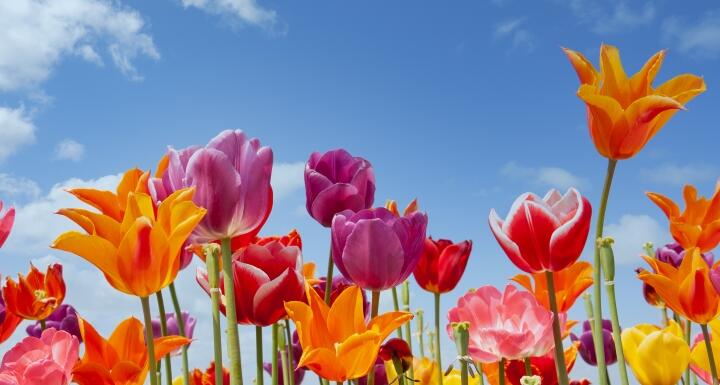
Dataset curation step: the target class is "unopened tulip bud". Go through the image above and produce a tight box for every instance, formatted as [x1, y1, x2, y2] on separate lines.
[598, 237, 615, 282]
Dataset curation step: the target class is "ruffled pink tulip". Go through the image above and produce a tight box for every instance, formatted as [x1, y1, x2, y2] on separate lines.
[489, 188, 592, 273]
[447, 284, 556, 362]
[0, 201, 14, 249]
[0, 328, 79, 385]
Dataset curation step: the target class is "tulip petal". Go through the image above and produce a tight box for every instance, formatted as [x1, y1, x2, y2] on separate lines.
[563, 47, 598, 85]
[327, 286, 366, 342]
[253, 268, 305, 326]
[337, 331, 382, 379]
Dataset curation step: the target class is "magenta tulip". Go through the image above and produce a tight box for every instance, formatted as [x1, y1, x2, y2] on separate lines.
[0, 200, 14, 249]
[489, 188, 592, 273]
[305, 149, 375, 227]
[331, 207, 427, 291]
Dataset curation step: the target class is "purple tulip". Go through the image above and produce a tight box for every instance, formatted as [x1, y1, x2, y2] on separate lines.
[313, 275, 370, 318]
[656, 242, 714, 268]
[26, 304, 82, 342]
[570, 319, 617, 366]
[151, 311, 197, 355]
[0, 290, 7, 325]
[305, 149, 375, 227]
[331, 207, 427, 291]
[150, 130, 273, 243]
[263, 331, 306, 385]
[358, 358, 388, 385]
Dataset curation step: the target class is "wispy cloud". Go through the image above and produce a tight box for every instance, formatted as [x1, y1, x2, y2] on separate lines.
[180, 0, 278, 31]
[605, 214, 668, 264]
[501, 162, 589, 190]
[0, 106, 35, 162]
[54, 139, 85, 162]
[271, 161, 305, 200]
[640, 163, 717, 186]
[663, 10, 720, 58]
[560, 0, 655, 35]
[0, 173, 41, 199]
[494, 18, 535, 53]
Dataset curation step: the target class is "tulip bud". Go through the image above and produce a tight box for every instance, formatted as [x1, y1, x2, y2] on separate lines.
[598, 237, 615, 282]
[642, 242, 654, 257]
[520, 375, 542, 385]
[451, 322, 470, 357]
[379, 338, 413, 375]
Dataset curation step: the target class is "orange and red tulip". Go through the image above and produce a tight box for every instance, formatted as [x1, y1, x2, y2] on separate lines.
[2, 263, 65, 321]
[284, 284, 413, 381]
[647, 184, 720, 253]
[65, 168, 150, 222]
[637, 247, 720, 324]
[73, 317, 190, 385]
[0, 282, 22, 343]
[564, 44, 706, 160]
[511, 261, 593, 313]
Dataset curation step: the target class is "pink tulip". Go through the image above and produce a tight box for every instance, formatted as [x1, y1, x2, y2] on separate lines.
[0, 200, 15, 249]
[0, 328, 79, 385]
[447, 284, 556, 363]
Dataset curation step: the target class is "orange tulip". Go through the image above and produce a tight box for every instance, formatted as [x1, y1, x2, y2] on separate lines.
[386, 198, 418, 217]
[73, 317, 189, 385]
[2, 263, 65, 321]
[647, 184, 720, 253]
[52, 169, 206, 297]
[284, 284, 413, 381]
[637, 247, 720, 324]
[564, 44, 706, 160]
[511, 261, 593, 313]
[66, 168, 150, 222]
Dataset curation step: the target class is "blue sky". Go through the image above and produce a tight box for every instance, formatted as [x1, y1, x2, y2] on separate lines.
[1, 0, 720, 383]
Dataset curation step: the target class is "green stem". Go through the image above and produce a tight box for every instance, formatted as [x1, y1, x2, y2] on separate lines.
[523, 357, 532, 377]
[156, 291, 173, 385]
[324, 247, 334, 304]
[39, 319, 46, 331]
[206, 246, 224, 385]
[498, 359, 505, 385]
[272, 324, 279, 385]
[434, 293, 443, 385]
[257, 326, 265, 385]
[391, 287, 402, 338]
[417, 310, 426, 359]
[605, 281, 629, 385]
[279, 323, 290, 385]
[702, 324, 719, 385]
[477, 363, 485, 385]
[661, 306, 669, 327]
[221, 238, 244, 385]
[592, 158, 616, 385]
[141, 296, 159, 385]
[401, 281, 414, 381]
[687, 321, 693, 385]
[367, 291, 380, 385]
[285, 319, 295, 385]
[545, 271, 569, 385]
[393, 357, 407, 385]
[168, 283, 190, 385]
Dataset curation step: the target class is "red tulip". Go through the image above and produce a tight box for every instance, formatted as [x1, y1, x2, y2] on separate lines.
[489, 188, 592, 273]
[413, 238, 472, 294]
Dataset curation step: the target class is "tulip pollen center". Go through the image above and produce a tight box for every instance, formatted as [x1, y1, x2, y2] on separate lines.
[34, 289, 47, 300]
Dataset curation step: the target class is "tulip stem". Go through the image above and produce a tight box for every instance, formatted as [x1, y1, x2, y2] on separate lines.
[141, 296, 159, 385]
[207, 245, 225, 385]
[401, 281, 414, 381]
[591, 158, 616, 385]
[434, 292, 444, 385]
[39, 319, 46, 331]
[661, 306, 669, 326]
[702, 324, 719, 385]
[285, 319, 295, 385]
[272, 324, 279, 385]
[477, 363, 485, 385]
[605, 281, 629, 385]
[544, 271, 569, 385]
[156, 291, 174, 385]
[367, 291, 380, 385]
[169, 283, 191, 385]
[498, 359, 505, 385]
[221, 238, 244, 385]
[523, 358, 532, 376]
[417, 310, 426, 359]
[324, 247, 334, 304]
[686, 321, 693, 385]
[279, 323, 290, 385]
[257, 326, 265, 385]
[391, 287, 403, 338]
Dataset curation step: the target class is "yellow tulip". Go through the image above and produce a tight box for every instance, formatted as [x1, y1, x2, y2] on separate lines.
[622, 321, 690, 385]
[690, 318, 720, 384]
[385, 358, 479, 385]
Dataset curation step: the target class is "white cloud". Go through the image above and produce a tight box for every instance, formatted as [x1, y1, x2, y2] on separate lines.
[494, 18, 535, 53]
[501, 162, 589, 190]
[663, 10, 720, 58]
[0, 0, 159, 91]
[0, 173, 41, 199]
[180, 0, 277, 29]
[561, 1, 655, 35]
[604, 214, 669, 264]
[640, 163, 717, 185]
[271, 161, 305, 200]
[54, 139, 85, 162]
[0, 106, 35, 162]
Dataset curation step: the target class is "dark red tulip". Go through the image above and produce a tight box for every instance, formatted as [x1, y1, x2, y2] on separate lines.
[413, 237, 472, 294]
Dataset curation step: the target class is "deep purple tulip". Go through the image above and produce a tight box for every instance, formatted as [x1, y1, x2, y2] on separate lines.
[305, 149, 375, 227]
[151, 311, 197, 354]
[656, 242, 714, 268]
[358, 358, 388, 385]
[150, 130, 273, 243]
[331, 207, 427, 291]
[263, 331, 306, 385]
[570, 319, 617, 366]
[26, 304, 82, 342]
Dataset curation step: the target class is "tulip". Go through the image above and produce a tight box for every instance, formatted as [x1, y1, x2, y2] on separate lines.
[358, 359, 389, 385]
[481, 344, 580, 385]
[414, 238, 472, 294]
[312, 275, 370, 316]
[647, 185, 720, 253]
[304, 149, 375, 227]
[26, 304, 81, 342]
[447, 285, 556, 363]
[332, 207, 427, 291]
[563, 44, 706, 160]
[151, 311, 196, 354]
[386, 199, 418, 218]
[0, 290, 22, 344]
[0, 328, 79, 385]
[570, 319, 617, 366]
[284, 284, 413, 381]
[64, 167, 150, 221]
[173, 363, 231, 385]
[197, 240, 305, 326]
[264, 331, 305, 385]
[622, 321, 690, 385]
[511, 261, 593, 313]
[72, 317, 190, 385]
[657, 242, 714, 267]
[0, 200, 15, 249]
[2, 264, 65, 321]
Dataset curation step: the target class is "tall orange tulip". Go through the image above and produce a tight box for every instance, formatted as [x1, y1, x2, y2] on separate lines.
[73, 317, 190, 385]
[637, 247, 720, 324]
[2, 263, 65, 321]
[564, 44, 706, 160]
[66, 168, 150, 221]
[511, 261, 593, 313]
[284, 284, 413, 381]
[647, 184, 720, 253]
[52, 171, 206, 298]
